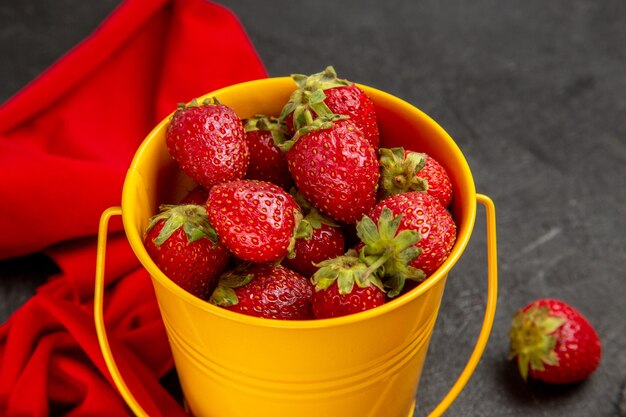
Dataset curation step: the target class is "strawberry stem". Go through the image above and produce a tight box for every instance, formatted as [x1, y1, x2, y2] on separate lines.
[356, 207, 426, 297]
[146, 204, 219, 247]
[244, 114, 289, 149]
[360, 247, 393, 286]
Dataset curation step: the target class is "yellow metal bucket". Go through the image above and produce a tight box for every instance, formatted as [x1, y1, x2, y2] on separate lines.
[95, 77, 498, 417]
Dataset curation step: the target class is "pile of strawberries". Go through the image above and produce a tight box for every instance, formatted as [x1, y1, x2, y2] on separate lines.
[143, 66, 457, 320]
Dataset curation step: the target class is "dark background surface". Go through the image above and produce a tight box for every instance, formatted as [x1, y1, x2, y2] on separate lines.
[1, 1, 625, 416]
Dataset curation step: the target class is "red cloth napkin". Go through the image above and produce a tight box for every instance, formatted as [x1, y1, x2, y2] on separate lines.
[0, 0, 267, 415]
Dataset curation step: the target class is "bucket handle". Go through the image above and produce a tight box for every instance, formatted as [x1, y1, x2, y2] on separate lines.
[425, 193, 498, 417]
[95, 194, 497, 417]
[94, 206, 150, 417]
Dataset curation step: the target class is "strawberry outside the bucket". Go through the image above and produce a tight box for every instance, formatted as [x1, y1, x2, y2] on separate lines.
[509, 299, 602, 384]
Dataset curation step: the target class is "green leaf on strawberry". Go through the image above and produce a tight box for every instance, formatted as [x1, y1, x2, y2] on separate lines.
[209, 266, 255, 307]
[357, 207, 426, 297]
[291, 189, 340, 242]
[380, 147, 453, 207]
[368, 192, 457, 277]
[291, 66, 351, 91]
[143, 204, 230, 300]
[147, 204, 218, 246]
[244, 114, 289, 153]
[510, 304, 566, 381]
[310, 249, 387, 319]
[379, 147, 428, 197]
[280, 66, 380, 149]
[507, 299, 602, 384]
[283, 189, 346, 276]
[277, 110, 348, 153]
[311, 249, 384, 295]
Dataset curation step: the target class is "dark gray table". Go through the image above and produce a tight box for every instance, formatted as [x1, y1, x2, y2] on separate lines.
[1, 1, 625, 416]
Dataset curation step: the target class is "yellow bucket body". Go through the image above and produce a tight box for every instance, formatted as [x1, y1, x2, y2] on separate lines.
[119, 78, 480, 417]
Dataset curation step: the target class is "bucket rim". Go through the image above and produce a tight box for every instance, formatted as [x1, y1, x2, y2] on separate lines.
[121, 77, 477, 329]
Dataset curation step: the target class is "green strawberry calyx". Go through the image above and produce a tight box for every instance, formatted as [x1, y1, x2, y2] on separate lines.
[311, 249, 385, 295]
[208, 264, 255, 307]
[508, 305, 567, 381]
[379, 147, 428, 198]
[286, 209, 304, 259]
[175, 96, 221, 111]
[278, 66, 351, 152]
[292, 66, 351, 92]
[290, 189, 340, 241]
[294, 208, 340, 240]
[286, 191, 339, 260]
[146, 204, 219, 247]
[277, 95, 348, 152]
[357, 207, 426, 298]
[243, 114, 290, 149]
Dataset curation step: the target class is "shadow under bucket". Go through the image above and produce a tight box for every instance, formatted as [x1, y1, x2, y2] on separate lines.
[95, 77, 498, 417]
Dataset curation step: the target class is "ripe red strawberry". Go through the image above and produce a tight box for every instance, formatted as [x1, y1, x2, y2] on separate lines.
[282, 195, 345, 277]
[368, 192, 456, 277]
[285, 119, 379, 224]
[509, 299, 602, 384]
[379, 147, 453, 207]
[323, 82, 379, 149]
[310, 251, 386, 319]
[181, 185, 209, 205]
[206, 179, 301, 263]
[143, 204, 230, 299]
[280, 66, 380, 148]
[210, 263, 314, 320]
[166, 98, 249, 190]
[310, 206, 427, 315]
[243, 115, 293, 189]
